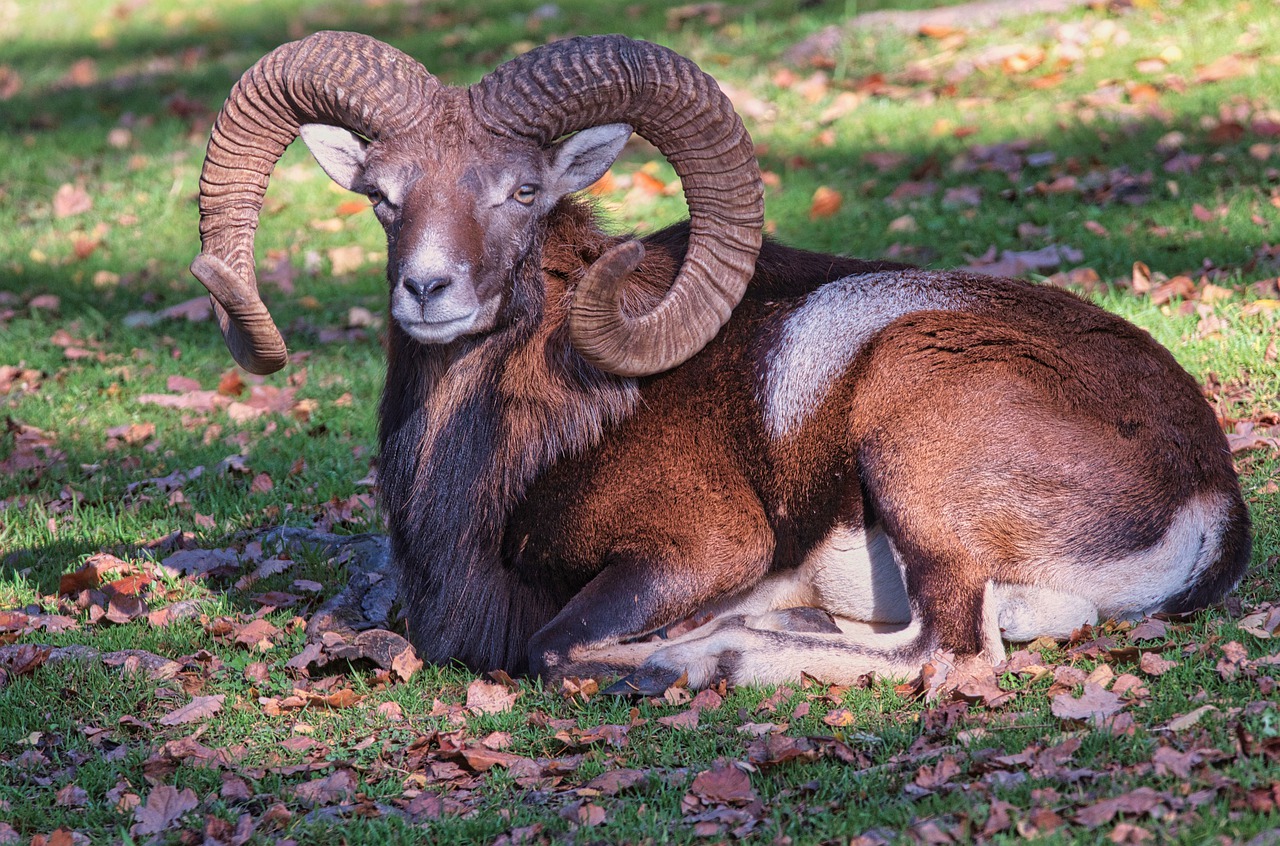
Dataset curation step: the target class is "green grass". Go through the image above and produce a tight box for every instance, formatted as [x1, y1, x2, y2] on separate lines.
[2, 0, 1279, 843]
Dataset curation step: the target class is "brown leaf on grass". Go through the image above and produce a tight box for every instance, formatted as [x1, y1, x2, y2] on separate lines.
[1127, 617, 1169, 641]
[306, 688, 362, 709]
[809, 185, 842, 219]
[1152, 746, 1208, 779]
[293, 769, 357, 807]
[54, 784, 88, 808]
[460, 747, 528, 772]
[161, 547, 239, 576]
[99, 649, 183, 680]
[1139, 651, 1177, 675]
[328, 245, 365, 275]
[0, 644, 52, 678]
[658, 686, 724, 729]
[0, 65, 22, 100]
[53, 183, 92, 219]
[584, 768, 650, 796]
[632, 170, 668, 197]
[690, 762, 756, 806]
[466, 679, 519, 714]
[376, 632, 422, 682]
[912, 755, 963, 791]
[101, 594, 148, 625]
[1166, 704, 1218, 732]
[463, 670, 517, 711]
[1217, 640, 1249, 679]
[737, 721, 786, 737]
[58, 553, 131, 595]
[132, 785, 198, 835]
[233, 618, 279, 651]
[982, 799, 1016, 837]
[377, 701, 404, 722]
[105, 422, 155, 447]
[1194, 54, 1257, 84]
[147, 599, 201, 628]
[217, 370, 245, 397]
[948, 659, 1016, 707]
[0, 364, 43, 396]
[1111, 673, 1149, 700]
[1074, 786, 1164, 829]
[106, 573, 154, 597]
[158, 694, 225, 727]
[201, 812, 255, 846]
[562, 801, 608, 827]
[657, 706, 702, 729]
[1238, 605, 1280, 639]
[823, 707, 856, 727]
[746, 734, 821, 766]
[1050, 682, 1126, 724]
[560, 676, 599, 702]
[284, 641, 324, 673]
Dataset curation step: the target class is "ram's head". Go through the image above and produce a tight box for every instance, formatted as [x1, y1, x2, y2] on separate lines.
[191, 31, 763, 378]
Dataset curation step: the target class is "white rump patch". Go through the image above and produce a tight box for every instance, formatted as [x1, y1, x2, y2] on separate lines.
[760, 272, 972, 437]
[1041, 494, 1231, 620]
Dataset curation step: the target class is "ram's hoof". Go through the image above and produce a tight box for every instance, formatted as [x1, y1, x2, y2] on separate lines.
[602, 665, 686, 697]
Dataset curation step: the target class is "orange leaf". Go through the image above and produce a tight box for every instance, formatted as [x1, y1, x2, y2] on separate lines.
[335, 199, 368, 216]
[217, 370, 244, 397]
[918, 23, 962, 39]
[809, 186, 842, 220]
[586, 170, 617, 195]
[632, 170, 666, 196]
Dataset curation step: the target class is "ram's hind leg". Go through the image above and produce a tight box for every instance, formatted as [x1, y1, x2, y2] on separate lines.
[609, 536, 1006, 692]
[606, 609, 933, 693]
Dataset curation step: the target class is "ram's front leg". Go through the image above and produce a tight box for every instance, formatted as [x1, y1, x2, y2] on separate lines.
[528, 522, 774, 684]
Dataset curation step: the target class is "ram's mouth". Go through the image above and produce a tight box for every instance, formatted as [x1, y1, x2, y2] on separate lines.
[397, 313, 478, 345]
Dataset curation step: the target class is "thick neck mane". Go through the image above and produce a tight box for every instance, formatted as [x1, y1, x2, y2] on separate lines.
[377, 200, 642, 672]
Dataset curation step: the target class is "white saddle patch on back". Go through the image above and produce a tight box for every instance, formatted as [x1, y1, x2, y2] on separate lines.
[760, 271, 973, 438]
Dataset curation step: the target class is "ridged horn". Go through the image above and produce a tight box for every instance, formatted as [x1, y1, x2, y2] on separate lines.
[470, 35, 763, 378]
[191, 30, 439, 374]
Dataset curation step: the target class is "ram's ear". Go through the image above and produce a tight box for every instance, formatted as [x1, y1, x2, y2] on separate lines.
[299, 124, 369, 191]
[547, 124, 632, 197]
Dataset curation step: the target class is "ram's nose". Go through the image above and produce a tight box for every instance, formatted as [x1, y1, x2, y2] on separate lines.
[403, 275, 454, 302]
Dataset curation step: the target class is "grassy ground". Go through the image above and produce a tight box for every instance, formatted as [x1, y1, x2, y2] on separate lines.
[2, 0, 1278, 843]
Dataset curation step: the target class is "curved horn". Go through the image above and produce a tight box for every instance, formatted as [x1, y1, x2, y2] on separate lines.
[192, 31, 439, 374]
[470, 35, 763, 378]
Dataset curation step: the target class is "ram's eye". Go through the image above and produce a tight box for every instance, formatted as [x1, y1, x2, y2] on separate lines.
[367, 190, 385, 206]
[514, 184, 539, 205]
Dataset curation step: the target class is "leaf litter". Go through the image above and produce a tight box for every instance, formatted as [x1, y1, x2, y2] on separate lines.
[5, 3, 1280, 843]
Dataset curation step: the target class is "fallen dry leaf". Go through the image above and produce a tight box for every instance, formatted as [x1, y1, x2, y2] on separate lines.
[585, 768, 650, 796]
[233, 618, 280, 651]
[328, 245, 365, 275]
[1074, 786, 1163, 828]
[1138, 651, 1177, 675]
[1194, 53, 1256, 84]
[809, 185, 842, 220]
[52, 183, 92, 219]
[690, 762, 756, 806]
[293, 769, 357, 807]
[158, 694, 225, 727]
[132, 785, 198, 835]
[466, 679, 519, 715]
[1166, 704, 1218, 732]
[1050, 682, 1126, 724]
